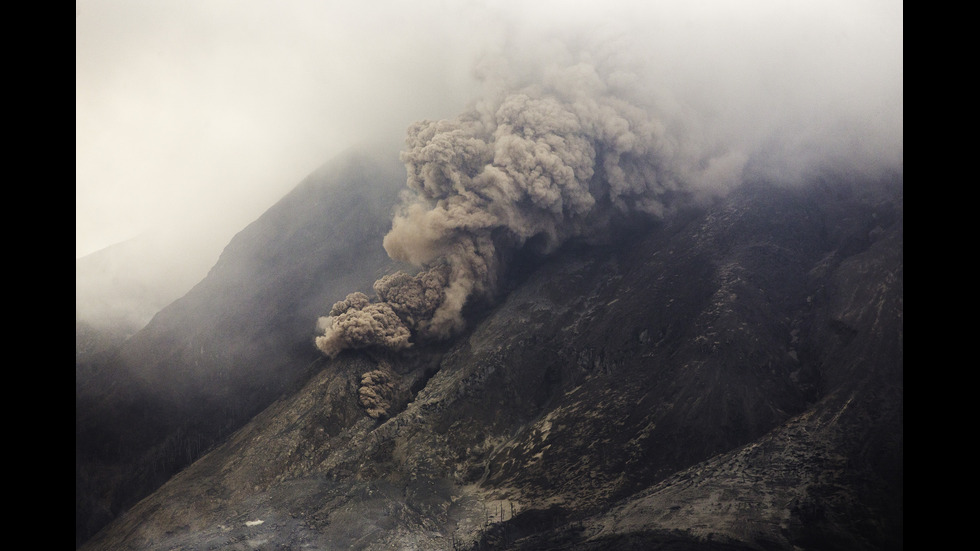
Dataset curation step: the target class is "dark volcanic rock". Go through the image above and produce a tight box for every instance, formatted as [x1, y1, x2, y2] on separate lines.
[79, 176, 902, 551]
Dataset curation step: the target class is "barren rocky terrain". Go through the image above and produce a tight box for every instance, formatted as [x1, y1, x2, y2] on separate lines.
[78, 175, 902, 550]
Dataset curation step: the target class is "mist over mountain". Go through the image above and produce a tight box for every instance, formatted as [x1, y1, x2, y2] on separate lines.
[76, 228, 224, 346]
[76, 3, 901, 549]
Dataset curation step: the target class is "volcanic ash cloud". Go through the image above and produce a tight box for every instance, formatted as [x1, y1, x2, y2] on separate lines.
[315, 49, 746, 359]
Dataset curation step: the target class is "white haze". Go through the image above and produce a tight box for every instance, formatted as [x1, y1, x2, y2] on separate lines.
[76, 0, 488, 260]
[76, 0, 901, 332]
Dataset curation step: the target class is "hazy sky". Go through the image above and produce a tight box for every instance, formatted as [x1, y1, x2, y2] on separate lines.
[76, 0, 489, 258]
[76, 0, 902, 260]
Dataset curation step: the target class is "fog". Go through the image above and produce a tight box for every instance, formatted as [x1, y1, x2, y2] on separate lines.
[76, 0, 901, 316]
[75, 0, 489, 260]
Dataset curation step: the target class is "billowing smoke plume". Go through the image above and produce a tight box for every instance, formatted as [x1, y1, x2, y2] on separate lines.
[358, 367, 399, 419]
[315, 266, 453, 357]
[315, 12, 901, 358]
[315, 37, 749, 358]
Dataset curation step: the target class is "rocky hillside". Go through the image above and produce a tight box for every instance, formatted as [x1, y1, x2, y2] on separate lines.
[75, 145, 410, 547]
[79, 175, 902, 550]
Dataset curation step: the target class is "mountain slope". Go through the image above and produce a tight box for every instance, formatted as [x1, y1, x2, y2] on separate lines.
[75, 144, 410, 547]
[79, 176, 902, 550]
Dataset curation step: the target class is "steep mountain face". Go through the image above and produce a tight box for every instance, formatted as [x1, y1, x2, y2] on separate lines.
[75, 145, 410, 548]
[79, 175, 902, 550]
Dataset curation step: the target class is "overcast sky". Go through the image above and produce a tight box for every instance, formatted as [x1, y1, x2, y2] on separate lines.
[76, 0, 902, 260]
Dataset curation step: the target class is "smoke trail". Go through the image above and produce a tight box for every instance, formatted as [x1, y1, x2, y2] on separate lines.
[314, 35, 752, 358]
